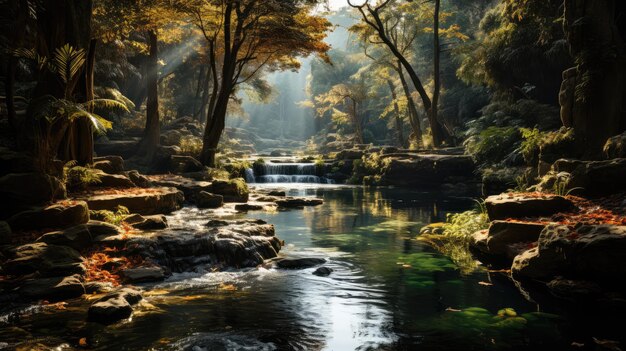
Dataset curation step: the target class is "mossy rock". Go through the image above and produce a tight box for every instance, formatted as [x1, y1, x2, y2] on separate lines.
[210, 178, 249, 202]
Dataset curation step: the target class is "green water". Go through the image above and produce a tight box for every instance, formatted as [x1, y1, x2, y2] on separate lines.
[1, 185, 622, 350]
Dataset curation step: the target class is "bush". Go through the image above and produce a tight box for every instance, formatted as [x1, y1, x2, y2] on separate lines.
[465, 126, 521, 166]
[90, 206, 129, 226]
[64, 164, 101, 192]
[179, 137, 203, 159]
[520, 127, 577, 164]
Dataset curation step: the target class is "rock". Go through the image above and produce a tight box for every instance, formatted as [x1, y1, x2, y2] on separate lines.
[276, 258, 326, 269]
[275, 197, 323, 208]
[126, 220, 281, 271]
[196, 191, 224, 209]
[8, 201, 89, 231]
[126, 170, 153, 188]
[380, 155, 478, 190]
[93, 155, 125, 174]
[169, 155, 204, 173]
[18, 274, 85, 301]
[124, 214, 168, 230]
[0, 147, 36, 176]
[121, 266, 166, 283]
[160, 129, 183, 146]
[547, 278, 603, 300]
[0, 173, 66, 217]
[268, 190, 286, 197]
[92, 170, 136, 188]
[603, 132, 626, 159]
[84, 187, 184, 215]
[96, 287, 143, 305]
[235, 203, 263, 211]
[3, 243, 84, 277]
[211, 178, 249, 202]
[84, 281, 115, 294]
[148, 174, 212, 201]
[550, 158, 626, 196]
[512, 225, 626, 284]
[312, 267, 333, 276]
[95, 140, 139, 159]
[483, 221, 545, 256]
[0, 221, 12, 244]
[36, 221, 122, 250]
[484, 194, 576, 220]
[88, 296, 132, 324]
[336, 149, 364, 160]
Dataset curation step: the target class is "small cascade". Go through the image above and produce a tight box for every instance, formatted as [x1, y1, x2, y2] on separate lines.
[247, 162, 335, 184]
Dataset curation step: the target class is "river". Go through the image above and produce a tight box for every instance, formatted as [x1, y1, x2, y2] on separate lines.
[2, 184, 618, 350]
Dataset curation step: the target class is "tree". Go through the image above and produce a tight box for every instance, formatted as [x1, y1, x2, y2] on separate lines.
[349, 0, 467, 147]
[177, 0, 331, 166]
[313, 81, 369, 144]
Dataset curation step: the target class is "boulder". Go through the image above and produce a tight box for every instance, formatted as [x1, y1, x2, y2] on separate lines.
[160, 129, 183, 146]
[512, 225, 626, 285]
[95, 140, 139, 159]
[547, 278, 603, 300]
[196, 191, 224, 209]
[313, 267, 333, 276]
[268, 190, 286, 197]
[484, 221, 545, 256]
[36, 221, 122, 251]
[93, 156, 125, 174]
[88, 296, 133, 324]
[0, 147, 36, 176]
[551, 158, 626, 196]
[276, 258, 326, 269]
[0, 221, 12, 245]
[126, 170, 153, 188]
[211, 178, 249, 202]
[336, 149, 364, 160]
[235, 203, 263, 211]
[603, 132, 626, 159]
[169, 155, 204, 173]
[121, 266, 166, 283]
[8, 201, 89, 231]
[92, 170, 136, 188]
[148, 174, 212, 201]
[18, 274, 85, 301]
[380, 155, 478, 190]
[3, 243, 84, 277]
[84, 187, 183, 215]
[126, 220, 281, 271]
[484, 194, 576, 220]
[275, 197, 323, 208]
[124, 214, 168, 230]
[0, 173, 66, 217]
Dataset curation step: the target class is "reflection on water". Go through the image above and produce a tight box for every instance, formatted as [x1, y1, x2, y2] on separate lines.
[0, 185, 592, 350]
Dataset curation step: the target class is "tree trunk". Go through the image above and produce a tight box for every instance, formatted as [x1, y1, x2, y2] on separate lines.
[387, 79, 407, 148]
[397, 63, 423, 148]
[74, 38, 97, 165]
[563, 0, 626, 157]
[430, 0, 447, 148]
[351, 99, 364, 144]
[139, 30, 161, 159]
[200, 84, 232, 167]
[192, 65, 207, 120]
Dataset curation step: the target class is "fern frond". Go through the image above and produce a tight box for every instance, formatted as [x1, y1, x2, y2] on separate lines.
[52, 44, 86, 84]
[84, 99, 130, 113]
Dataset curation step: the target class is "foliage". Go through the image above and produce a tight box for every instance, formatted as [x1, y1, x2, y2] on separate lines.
[179, 137, 203, 159]
[418, 207, 489, 275]
[90, 206, 130, 226]
[520, 127, 576, 164]
[64, 164, 102, 192]
[465, 127, 520, 166]
[349, 152, 391, 185]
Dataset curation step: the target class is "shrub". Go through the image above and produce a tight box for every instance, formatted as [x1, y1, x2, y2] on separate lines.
[179, 137, 203, 159]
[90, 206, 129, 226]
[64, 164, 101, 192]
[465, 126, 521, 166]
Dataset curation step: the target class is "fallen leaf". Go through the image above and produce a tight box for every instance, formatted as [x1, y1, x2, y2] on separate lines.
[478, 281, 493, 286]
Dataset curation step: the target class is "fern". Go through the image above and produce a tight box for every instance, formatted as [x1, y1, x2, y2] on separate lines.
[52, 44, 86, 85]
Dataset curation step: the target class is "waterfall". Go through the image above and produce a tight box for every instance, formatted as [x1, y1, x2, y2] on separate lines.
[244, 168, 256, 183]
[250, 162, 335, 184]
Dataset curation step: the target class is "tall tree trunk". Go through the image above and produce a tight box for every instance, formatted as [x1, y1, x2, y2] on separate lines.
[387, 79, 407, 148]
[74, 38, 97, 165]
[430, 0, 446, 147]
[192, 66, 207, 120]
[397, 63, 423, 149]
[139, 30, 161, 159]
[351, 99, 364, 144]
[200, 83, 232, 166]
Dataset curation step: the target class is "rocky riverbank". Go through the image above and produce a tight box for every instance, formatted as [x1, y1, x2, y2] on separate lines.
[0, 149, 327, 328]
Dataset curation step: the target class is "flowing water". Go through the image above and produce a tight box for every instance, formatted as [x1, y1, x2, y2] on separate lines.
[1, 185, 623, 350]
[246, 162, 334, 184]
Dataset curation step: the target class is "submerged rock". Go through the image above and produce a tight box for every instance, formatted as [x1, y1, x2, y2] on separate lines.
[275, 198, 323, 208]
[121, 266, 166, 283]
[124, 214, 168, 230]
[276, 258, 326, 269]
[88, 296, 133, 324]
[312, 267, 333, 276]
[8, 201, 89, 231]
[484, 194, 576, 220]
[235, 203, 264, 211]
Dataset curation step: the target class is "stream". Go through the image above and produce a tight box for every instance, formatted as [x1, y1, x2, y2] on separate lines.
[1, 184, 621, 350]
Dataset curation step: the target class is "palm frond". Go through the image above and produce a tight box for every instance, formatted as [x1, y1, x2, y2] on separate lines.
[52, 44, 86, 84]
[84, 99, 130, 113]
[69, 110, 113, 132]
